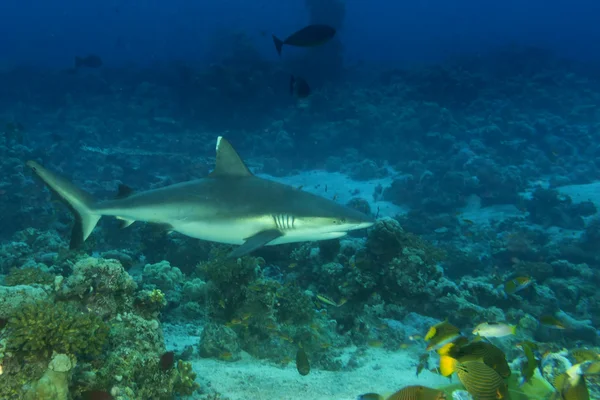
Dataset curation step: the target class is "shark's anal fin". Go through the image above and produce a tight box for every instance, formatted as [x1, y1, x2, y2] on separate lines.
[209, 136, 253, 178]
[228, 229, 283, 258]
[116, 216, 135, 229]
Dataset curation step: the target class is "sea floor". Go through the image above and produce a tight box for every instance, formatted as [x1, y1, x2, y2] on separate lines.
[165, 326, 449, 400]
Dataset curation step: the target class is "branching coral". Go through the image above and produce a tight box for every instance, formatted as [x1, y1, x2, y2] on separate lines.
[4, 267, 55, 286]
[5, 300, 109, 360]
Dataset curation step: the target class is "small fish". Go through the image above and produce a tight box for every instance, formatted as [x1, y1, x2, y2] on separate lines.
[570, 348, 600, 364]
[159, 351, 175, 371]
[553, 363, 590, 400]
[504, 276, 532, 295]
[241, 312, 253, 321]
[357, 394, 383, 400]
[296, 347, 310, 376]
[367, 340, 383, 348]
[337, 297, 348, 307]
[75, 54, 103, 68]
[316, 294, 338, 307]
[272, 24, 336, 56]
[416, 352, 429, 377]
[440, 356, 508, 400]
[409, 335, 422, 341]
[218, 351, 233, 360]
[462, 219, 474, 225]
[288, 262, 297, 269]
[472, 322, 517, 338]
[539, 314, 567, 329]
[218, 299, 226, 308]
[424, 320, 462, 351]
[518, 341, 538, 386]
[290, 76, 311, 98]
[0, 318, 7, 330]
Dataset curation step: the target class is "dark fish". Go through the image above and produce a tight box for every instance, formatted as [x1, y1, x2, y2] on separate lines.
[272, 24, 336, 56]
[75, 55, 103, 68]
[81, 390, 113, 400]
[296, 348, 310, 376]
[0, 318, 7, 329]
[539, 314, 567, 329]
[357, 394, 383, 400]
[290, 75, 311, 98]
[440, 357, 508, 400]
[416, 352, 429, 377]
[159, 351, 175, 371]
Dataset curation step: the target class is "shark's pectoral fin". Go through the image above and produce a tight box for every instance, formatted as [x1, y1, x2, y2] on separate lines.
[228, 229, 283, 258]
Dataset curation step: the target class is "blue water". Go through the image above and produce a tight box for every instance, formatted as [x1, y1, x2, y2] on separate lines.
[1, 1, 600, 399]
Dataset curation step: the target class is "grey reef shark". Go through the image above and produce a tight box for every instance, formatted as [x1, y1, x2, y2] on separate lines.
[27, 136, 375, 258]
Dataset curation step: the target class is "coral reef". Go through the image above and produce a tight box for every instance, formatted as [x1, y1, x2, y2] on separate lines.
[5, 300, 109, 359]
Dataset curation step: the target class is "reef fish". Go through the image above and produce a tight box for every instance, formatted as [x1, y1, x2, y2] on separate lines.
[439, 340, 511, 379]
[272, 24, 336, 56]
[290, 75, 311, 98]
[472, 322, 517, 338]
[553, 363, 590, 400]
[296, 347, 310, 376]
[159, 351, 175, 371]
[518, 341, 539, 386]
[424, 320, 462, 351]
[440, 357, 509, 400]
[358, 385, 446, 400]
[539, 315, 567, 329]
[27, 137, 374, 258]
[570, 348, 600, 364]
[503, 276, 532, 295]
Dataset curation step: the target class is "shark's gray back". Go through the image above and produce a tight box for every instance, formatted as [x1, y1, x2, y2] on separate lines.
[96, 175, 369, 221]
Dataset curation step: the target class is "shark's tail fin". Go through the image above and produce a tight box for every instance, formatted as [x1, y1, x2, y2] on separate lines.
[26, 161, 101, 249]
[272, 35, 284, 56]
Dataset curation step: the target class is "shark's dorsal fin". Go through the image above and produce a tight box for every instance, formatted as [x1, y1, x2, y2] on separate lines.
[209, 136, 252, 178]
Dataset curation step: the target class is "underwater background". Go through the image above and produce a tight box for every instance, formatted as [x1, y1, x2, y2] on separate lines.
[2, 0, 600, 399]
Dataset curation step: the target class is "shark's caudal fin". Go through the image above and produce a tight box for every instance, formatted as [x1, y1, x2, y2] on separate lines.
[26, 161, 101, 249]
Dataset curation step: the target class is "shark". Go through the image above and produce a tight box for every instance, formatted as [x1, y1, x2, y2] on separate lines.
[27, 136, 375, 257]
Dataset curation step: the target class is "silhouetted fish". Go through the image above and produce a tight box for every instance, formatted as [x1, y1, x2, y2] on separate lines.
[296, 347, 310, 376]
[272, 24, 336, 56]
[290, 76, 311, 98]
[160, 351, 176, 371]
[75, 55, 103, 68]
